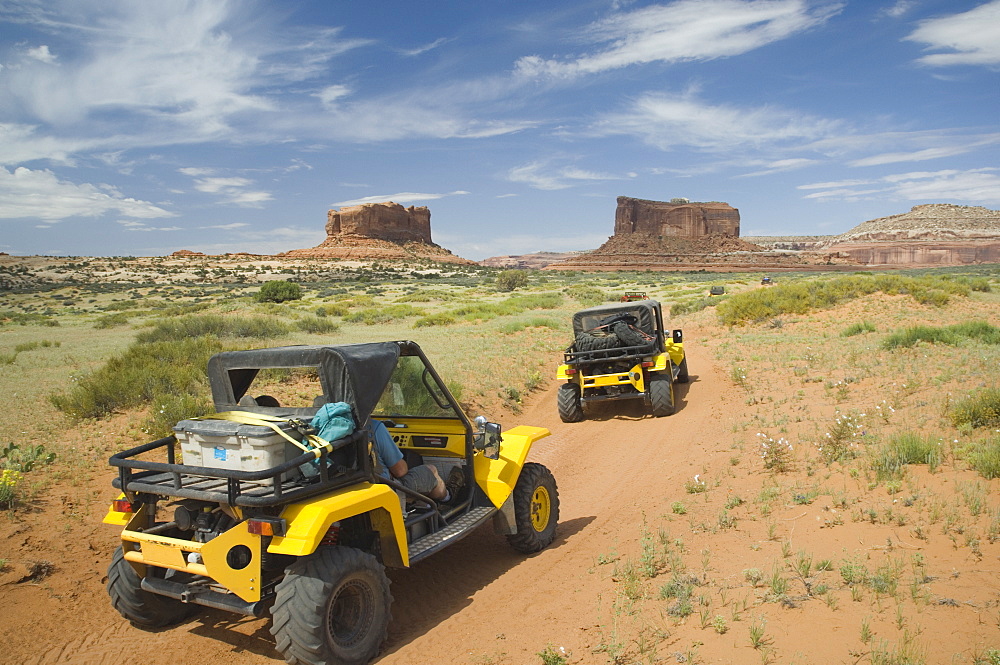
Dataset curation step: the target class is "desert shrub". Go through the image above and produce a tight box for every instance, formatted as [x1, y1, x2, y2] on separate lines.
[314, 303, 349, 317]
[495, 269, 529, 292]
[394, 290, 456, 303]
[102, 300, 143, 312]
[1, 442, 56, 472]
[883, 321, 1000, 350]
[145, 392, 214, 437]
[841, 321, 876, 337]
[339, 294, 377, 308]
[50, 336, 224, 420]
[671, 298, 713, 317]
[255, 280, 302, 303]
[344, 304, 422, 325]
[136, 314, 290, 343]
[565, 285, 607, 306]
[869, 432, 941, 481]
[0, 469, 21, 508]
[499, 317, 561, 334]
[413, 313, 458, 328]
[0, 311, 59, 326]
[94, 312, 133, 329]
[0, 352, 16, 365]
[882, 325, 960, 349]
[951, 388, 1000, 430]
[963, 437, 1000, 479]
[716, 274, 969, 325]
[510, 293, 562, 310]
[295, 316, 341, 334]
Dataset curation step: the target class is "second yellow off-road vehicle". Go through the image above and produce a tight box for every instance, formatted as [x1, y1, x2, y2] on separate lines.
[103, 341, 558, 665]
[556, 300, 687, 421]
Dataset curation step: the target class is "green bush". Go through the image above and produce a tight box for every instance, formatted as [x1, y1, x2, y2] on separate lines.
[883, 321, 1000, 350]
[136, 314, 290, 343]
[499, 317, 561, 334]
[144, 392, 214, 437]
[841, 321, 876, 337]
[413, 313, 458, 327]
[716, 274, 969, 326]
[295, 316, 341, 334]
[869, 432, 941, 481]
[255, 280, 302, 303]
[963, 437, 1000, 479]
[566, 285, 607, 306]
[951, 388, 1000, 430]
[94, 312, 133, 329]
[344, 304, 422, 325]
[495, 270, 529, 292]
[50, 336, 224, 420]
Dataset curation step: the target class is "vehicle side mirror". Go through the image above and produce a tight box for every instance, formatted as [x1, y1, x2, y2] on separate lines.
[474, 417, 502, 460]
[672, 329, 683, 343]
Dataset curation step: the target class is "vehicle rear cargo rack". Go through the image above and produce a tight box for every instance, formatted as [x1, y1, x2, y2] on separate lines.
[109, 430, 369, 508]
[563, 341, 658, 365]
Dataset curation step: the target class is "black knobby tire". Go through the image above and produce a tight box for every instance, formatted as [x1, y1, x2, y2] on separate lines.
[106, 546, 195, 628]
[557, 383, 584, 423]
[676, 357, 690, 384]
[610, 321, 648, 348]
[271, 546, 392, 665]
[506, 462, 559, 554]
[574, 330, 619, 352]
[649, 373, 674, 417]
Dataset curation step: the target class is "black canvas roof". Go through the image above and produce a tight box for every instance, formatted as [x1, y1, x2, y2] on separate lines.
[572, 300, 661, 336]
[207, 342, 401, 421]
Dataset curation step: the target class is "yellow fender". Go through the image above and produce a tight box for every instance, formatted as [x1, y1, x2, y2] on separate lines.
[267, 482, 409, 567]
[474, 425, 550, 509]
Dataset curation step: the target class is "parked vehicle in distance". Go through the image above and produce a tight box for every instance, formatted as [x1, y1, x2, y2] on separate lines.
[556, 300, 687, 422]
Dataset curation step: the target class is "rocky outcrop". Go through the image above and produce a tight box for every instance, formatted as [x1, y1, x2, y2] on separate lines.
[171, 249, 205, 257]
[326, 202, 432, 244]
[480, 251, 588, 269]
[816, 204, 1000, 266]
[615, 197, 740, 237]
[281, 201, 471, 264]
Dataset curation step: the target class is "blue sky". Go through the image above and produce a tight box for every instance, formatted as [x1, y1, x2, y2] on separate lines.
[1, 0, 998, 260]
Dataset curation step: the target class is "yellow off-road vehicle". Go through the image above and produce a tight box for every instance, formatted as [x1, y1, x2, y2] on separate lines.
[556, 300, 687, 421]
[104, 341, 558, 665]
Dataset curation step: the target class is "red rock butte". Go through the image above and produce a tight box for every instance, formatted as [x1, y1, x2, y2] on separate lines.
[614, 197, 741, 237]
[281, 201, 472, 264]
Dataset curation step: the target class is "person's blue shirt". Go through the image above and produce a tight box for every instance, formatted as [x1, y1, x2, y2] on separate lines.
[370, 420, 402, 479]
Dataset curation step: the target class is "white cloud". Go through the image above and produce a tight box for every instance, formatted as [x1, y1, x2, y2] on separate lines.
[799, 168, 1000, 203]
[185, 175, 273, 207]
[515, 0, 842, 79]
[905, 1, 1000, 67]
[178, 167, 217, 177]
[592, 91, 842, 151]
[507, 161, 628, 190]
[398, 38, 451, 57]
[332, 191, 470, 207]
[0, 166, 174, 221]
[116, 220, 182, 232]
[879, 1, 915, 19]
[739, 158, 820, 177]
[25, 45, 57, 64]
[200, 222, 250, 230]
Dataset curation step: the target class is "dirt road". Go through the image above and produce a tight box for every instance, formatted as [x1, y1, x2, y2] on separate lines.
[18, 337, 740, 665]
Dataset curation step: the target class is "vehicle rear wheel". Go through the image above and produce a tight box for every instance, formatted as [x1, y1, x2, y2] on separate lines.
[676, 357, 689, 383]
[557, 383, 584, 423]
[106, 546, 195, 628]
[506, 463, 559, 554]
[649, 373, 674, 417]
[271, 546, 391, 665]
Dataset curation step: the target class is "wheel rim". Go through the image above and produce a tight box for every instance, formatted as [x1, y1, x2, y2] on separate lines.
[530, 486, 551, 532]
[326, 578, 375, 649]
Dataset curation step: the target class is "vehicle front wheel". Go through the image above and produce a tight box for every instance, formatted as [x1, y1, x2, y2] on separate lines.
[271, 546, 392, 665]
[676, 357, 690, 383]
[506, 462, 559, 554]
[649, 373, 674, 417]
[106, 546, 195, 628]
[557, 383, 584, 423]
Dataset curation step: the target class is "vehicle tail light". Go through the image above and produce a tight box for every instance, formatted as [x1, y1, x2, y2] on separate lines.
[564, 368, 577, 375]
[641, 361, 655, 368]
[112, 498, 134, 513]
[247, 517, 287, 537]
